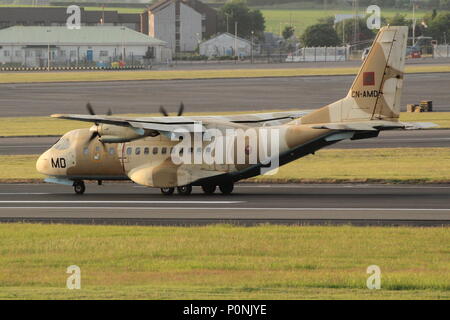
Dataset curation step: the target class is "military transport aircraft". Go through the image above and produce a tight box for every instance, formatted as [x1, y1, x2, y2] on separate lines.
[36, 26, 429, 195]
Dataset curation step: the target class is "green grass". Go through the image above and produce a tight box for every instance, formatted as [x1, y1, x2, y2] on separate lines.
[252, 147, 450, 184]
[260, 9, 429, 36]
[0, 223, 448, 299]
[400, 112, 450, 129]
[1, 65, 450, 84]
[3, 147, 450, 183]
[0, 155, 42, 181]
[1, 111, 448, 137]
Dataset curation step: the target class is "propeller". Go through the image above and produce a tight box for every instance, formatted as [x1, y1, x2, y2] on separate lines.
[159, 102, 185, 117]
[159, 105, 169, 117]
[86, 102, 95, 116]
[177, 102, 184, 116]
[84, 102, 112, 148]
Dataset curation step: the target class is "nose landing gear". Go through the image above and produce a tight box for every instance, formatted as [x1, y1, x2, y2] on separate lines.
[73, 180, 85, 195]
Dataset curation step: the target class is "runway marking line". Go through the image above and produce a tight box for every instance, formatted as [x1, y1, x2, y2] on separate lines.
[0, 206, 450, 212]
[0, 200, 243, 204]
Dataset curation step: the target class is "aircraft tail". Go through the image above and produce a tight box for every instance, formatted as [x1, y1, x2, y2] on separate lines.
[300, 26, 408, 125]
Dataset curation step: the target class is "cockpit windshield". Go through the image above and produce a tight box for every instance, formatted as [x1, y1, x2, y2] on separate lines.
[53, 137, 71, 150]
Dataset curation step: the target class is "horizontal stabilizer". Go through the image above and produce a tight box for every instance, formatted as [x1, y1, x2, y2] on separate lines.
[401, 122, 438, 130]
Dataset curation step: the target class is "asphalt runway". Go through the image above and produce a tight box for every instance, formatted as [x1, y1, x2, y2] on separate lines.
[0, 183, 449, 226]
[1, 73, 449, 117]
[1, 129, 448, 155]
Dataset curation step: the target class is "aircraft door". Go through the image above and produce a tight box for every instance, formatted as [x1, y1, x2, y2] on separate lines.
[119, 143, 131, 171]
[209, 125, 230, 172]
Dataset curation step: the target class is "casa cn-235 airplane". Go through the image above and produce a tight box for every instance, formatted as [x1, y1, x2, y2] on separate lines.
[36, 26, 433, 195]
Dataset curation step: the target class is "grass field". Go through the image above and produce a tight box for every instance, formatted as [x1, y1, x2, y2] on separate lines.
[2, 65, 450, 84]
[0, 223, 448, 299]
[1, 111, 448, 137]
[2, 147, 450, 183]
[261, 8, 428, 35]
[252, 147, 450, 184]
[0, 5, 431, 37]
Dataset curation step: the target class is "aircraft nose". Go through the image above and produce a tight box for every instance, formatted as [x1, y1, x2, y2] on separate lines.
[36, 151, 51, 175]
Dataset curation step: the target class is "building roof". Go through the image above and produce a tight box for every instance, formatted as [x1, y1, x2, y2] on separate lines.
[148, 0, 175, 12]
[200, 32, 252, 46]
[148, 0, 213, 13]
[0, 7, 137, 24]
[0, 26, 166, 46]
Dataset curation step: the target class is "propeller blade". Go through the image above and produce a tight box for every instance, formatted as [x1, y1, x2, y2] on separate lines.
[177, 102, 184, 116]
[88, 131, 98, 143]
[159, 105, 169, 117]
[86, 102, 95, 115]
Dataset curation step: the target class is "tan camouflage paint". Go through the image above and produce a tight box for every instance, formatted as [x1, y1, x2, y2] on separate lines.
[37, 26, 408, 188]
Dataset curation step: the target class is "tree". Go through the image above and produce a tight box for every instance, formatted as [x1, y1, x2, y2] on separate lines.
[282, 25, 295, 40]
[301, 23, 341, 47]
[426, 12, 450, 43]
[386, 13, 409, 26]
[218, 0, 265, 39]
[335, 17, 376, 45]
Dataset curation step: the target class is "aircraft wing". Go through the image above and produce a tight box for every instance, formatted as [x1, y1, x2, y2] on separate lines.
[51, 109, 314, 133]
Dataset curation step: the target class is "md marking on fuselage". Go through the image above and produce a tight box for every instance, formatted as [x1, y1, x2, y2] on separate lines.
[51, 157, 67, 169]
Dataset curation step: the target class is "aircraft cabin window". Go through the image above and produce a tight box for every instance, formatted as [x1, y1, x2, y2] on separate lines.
[196, 147, 202, 154]
[108, 148, 115, 155]
[144, 147, 149, 155]
[189, 147, 194, 154]
[83, 147, 89, 155]
[135, 147, 141, 155]
[126, 147, 132, 155]
[161, 147, 167, 155]
[95, 146, 100, 152]
[152, 147, 158, 155]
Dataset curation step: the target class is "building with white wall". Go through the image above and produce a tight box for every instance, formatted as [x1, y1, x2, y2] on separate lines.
[144, 0, 204, 54]
[0, 26, 171, 67]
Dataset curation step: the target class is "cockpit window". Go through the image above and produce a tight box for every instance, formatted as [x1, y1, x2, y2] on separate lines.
[53, 138, 70, 150]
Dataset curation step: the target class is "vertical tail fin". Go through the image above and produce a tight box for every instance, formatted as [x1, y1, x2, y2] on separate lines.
[300, 26, 408, 125]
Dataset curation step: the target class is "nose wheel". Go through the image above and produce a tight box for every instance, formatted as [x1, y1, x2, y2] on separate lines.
[73, 181, 85, 195]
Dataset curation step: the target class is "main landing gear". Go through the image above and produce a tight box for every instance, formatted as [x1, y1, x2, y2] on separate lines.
[160, 187, 175, 195]
[176, 185, 192, 195]
[73, 180, 85, 195]
[160, 182, 234, 195]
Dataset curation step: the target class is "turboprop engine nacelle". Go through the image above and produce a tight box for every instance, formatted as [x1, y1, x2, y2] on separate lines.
[93, 124, 146, 143]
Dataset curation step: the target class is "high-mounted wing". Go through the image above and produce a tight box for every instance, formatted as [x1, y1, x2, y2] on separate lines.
[51, 109, 314, 133]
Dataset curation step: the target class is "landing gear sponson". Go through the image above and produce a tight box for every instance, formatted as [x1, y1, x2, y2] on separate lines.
[71, 180, 234, 196]
[160, 182, 234, 195]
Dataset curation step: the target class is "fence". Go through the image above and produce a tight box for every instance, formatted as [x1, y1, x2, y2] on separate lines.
[433, 45, 450, 58]
[285, 46, 349, 62]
